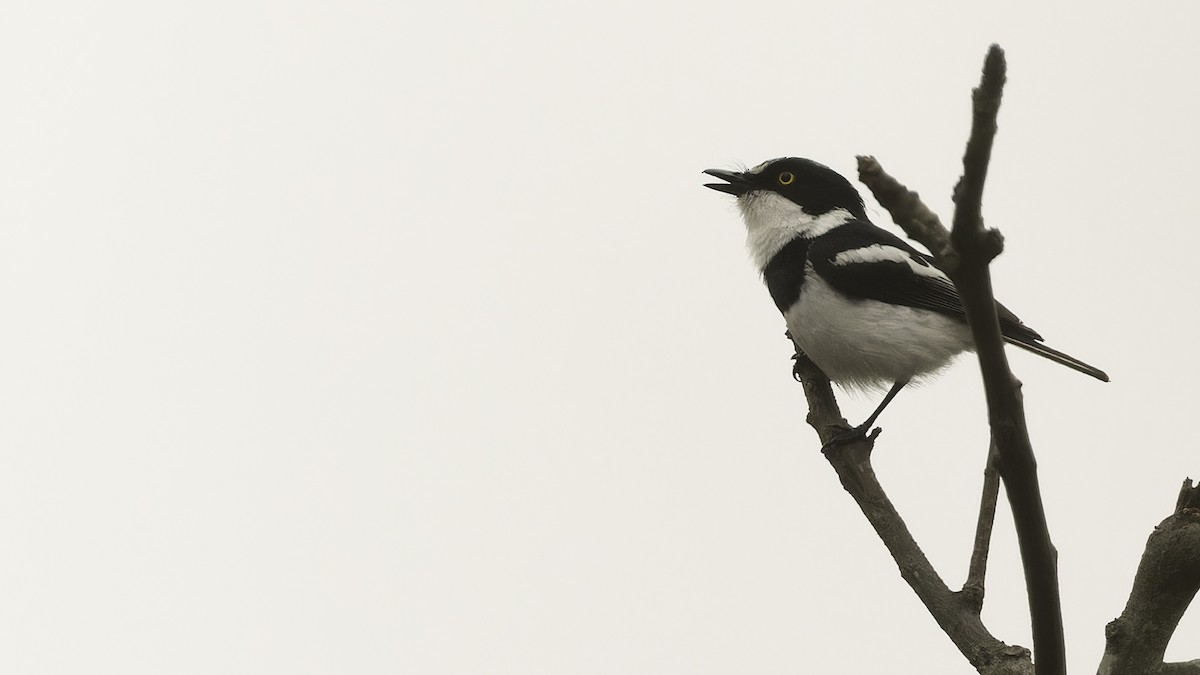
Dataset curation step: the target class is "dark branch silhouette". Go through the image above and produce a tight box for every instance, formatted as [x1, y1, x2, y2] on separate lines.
[791, 354, 1033, 675]
[963, 445, 1000, 611]
[951, 47, 1067, 675]
[787, 43, 1197, 675]
[1098, 480, 1200, 675]
[856, 46, 1064, 675]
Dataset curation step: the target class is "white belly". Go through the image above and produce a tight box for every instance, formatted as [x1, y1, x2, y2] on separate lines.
[785, 272, 973, 391]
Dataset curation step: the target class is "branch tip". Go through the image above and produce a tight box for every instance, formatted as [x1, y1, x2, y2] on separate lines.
[1177, 478, 1200, 512]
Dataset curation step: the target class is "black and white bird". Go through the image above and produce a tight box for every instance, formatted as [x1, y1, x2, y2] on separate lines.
[704, 157, 1107, 444]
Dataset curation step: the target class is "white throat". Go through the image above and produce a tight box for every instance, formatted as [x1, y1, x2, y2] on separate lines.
[738, 192, 855, 270]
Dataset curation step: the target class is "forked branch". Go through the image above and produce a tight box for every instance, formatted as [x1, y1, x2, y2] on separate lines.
[791, 354, 1032, 675]
[791, 42, 1193, 675]
[856, 45, 1066, 675]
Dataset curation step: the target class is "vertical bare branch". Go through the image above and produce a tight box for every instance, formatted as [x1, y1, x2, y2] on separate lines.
[949, 45, 1067, 675]
[963, 444, 1001, 610]
[859, 45, 1067, 675]
[952, 45, 1006, 246]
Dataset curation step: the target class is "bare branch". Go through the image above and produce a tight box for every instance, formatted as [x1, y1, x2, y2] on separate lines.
[963, 444, 1001, 611]
[791, 353, 1033, 675]
[1178, 479, 1200, 511]
[858, 44, 1067, 675]
[1098, 480, 1200, 675]
[951, 45, 1066, 675]
[952, 44, 1007, 249]
[856, 155, 958, 271]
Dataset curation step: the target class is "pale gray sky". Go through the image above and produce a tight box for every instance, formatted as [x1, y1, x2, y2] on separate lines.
[1, 1, 1197, 673]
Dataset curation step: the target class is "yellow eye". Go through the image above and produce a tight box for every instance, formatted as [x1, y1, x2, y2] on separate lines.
[778, 171, 794, 185]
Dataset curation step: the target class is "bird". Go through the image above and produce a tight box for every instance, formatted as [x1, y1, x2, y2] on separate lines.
[703, 157, 1108, 445]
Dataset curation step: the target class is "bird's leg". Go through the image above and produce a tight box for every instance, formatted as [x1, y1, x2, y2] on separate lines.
[821, 380, 909, 449]
[858, 379, 908, 431]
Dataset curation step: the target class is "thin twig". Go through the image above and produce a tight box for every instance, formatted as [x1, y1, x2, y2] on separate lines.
[962, 443, 1001, 611]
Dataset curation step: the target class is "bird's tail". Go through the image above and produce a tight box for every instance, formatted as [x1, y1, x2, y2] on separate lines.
[1003, 336, 1110, 382]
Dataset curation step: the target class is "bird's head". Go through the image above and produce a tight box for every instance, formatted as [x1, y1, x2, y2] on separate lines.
[705, 157, 868, 266]
[704, 157, 866, 221]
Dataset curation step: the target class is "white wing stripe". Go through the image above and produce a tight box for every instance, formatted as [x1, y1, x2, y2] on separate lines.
[831, 244, 948, 280]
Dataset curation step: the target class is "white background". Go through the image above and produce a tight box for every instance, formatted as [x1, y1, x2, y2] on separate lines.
[2, 1, 1197, 673]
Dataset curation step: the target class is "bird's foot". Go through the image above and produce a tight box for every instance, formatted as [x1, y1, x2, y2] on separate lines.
[786, 331, 811, 382]
[820, 423, 882, 451]
[790, 350, 813, 382]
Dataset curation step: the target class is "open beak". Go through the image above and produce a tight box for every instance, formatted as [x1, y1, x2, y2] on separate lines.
[703, 168, 753, 196]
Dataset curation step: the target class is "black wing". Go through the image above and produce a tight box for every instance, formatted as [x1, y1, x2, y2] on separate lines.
[808, 220, 1042, 342]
